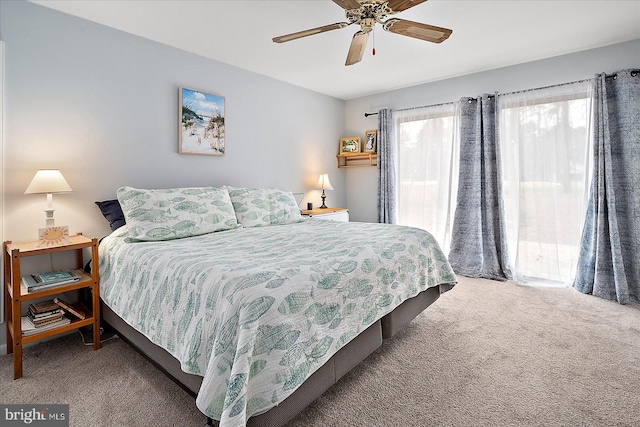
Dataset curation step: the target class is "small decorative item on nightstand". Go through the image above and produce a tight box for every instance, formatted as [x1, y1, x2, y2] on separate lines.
[24, 169, 73, 245]
[38, 226, 70, 247]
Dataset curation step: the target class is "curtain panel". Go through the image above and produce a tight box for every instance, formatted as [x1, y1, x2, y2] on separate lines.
[377, 109, 397, 224]
[448, 95, 509, 280]
[574, 70, 640, 304]
[394, 103, 459, 254]
[499, 81, 594, 285]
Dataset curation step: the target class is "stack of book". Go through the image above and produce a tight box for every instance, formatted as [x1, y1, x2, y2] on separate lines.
[21, 269, 81, 293]
[21, 300, 71, 336]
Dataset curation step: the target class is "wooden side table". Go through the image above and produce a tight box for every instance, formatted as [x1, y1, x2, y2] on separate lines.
[4, 234, 100, 379]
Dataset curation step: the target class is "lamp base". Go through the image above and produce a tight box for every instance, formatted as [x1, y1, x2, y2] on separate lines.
[45, 208, 56, 228]
[320, 191, 328, 209]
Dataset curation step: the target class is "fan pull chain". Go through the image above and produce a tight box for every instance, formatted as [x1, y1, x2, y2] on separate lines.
[372, 27, 376, 56]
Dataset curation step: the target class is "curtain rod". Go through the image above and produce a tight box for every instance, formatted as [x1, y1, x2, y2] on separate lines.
[364, 78, 591, 113]
[491, 77, 593, 98]
[364, 69, 638, 118]
[605, 69, 638, 78]
[365, 100, 454, 116]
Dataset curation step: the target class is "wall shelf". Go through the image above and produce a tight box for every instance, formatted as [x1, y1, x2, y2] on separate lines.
[336, 153, 377, 168]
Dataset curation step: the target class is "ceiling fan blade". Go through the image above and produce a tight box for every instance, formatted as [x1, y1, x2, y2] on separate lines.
[386, 0, 430, 13]
[332, 0, 362, 10]
[383, 18, 452, 43]
[345, 31, 369, 66]
[273, 22, 350, 43]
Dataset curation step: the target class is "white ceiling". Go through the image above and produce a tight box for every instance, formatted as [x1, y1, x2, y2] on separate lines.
[32, 0, 640, 100]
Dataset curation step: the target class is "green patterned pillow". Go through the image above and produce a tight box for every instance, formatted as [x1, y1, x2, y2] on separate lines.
[117, 186, 240, 241]
[226, 186, 303, 227]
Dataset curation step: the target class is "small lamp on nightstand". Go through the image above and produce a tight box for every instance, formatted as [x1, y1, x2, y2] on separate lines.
[317, 173, 334, 209]
[25, 169, 73, 244]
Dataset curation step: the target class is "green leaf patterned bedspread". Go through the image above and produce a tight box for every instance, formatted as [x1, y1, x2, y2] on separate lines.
[99, 219, 456, 426]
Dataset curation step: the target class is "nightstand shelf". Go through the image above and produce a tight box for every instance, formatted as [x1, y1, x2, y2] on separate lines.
[4, 234, 101, 379]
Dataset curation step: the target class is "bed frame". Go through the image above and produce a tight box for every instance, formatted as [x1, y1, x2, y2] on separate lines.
[101, 285, 443, 426]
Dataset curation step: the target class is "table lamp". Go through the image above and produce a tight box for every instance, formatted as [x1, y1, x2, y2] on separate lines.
[25, 170, 72, 244]
[317, 173, 334, 209]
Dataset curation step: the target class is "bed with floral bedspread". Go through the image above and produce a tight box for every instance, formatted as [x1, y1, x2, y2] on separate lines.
[99, 218, 455, 426]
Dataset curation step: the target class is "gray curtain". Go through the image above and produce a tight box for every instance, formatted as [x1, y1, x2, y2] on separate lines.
[377, 109, 397, 224]
[574, 70, 640, 304]
[448, 95, 508, 280]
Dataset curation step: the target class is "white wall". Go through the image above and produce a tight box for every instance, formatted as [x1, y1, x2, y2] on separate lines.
[344, 39, 640, 223]
[0, 1, 346, 243]
[0, 1, 346, 347]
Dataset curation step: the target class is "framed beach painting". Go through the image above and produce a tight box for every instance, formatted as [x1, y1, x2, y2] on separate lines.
[339, 137, 361, 156]
[364, 129, 377, 153]
[179, 87, 225, 156]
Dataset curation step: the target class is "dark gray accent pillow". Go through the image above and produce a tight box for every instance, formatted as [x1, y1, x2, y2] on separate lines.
[95, 199, 126, 231]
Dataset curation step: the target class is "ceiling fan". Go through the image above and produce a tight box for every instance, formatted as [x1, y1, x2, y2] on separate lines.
[272, 0, 452, 66]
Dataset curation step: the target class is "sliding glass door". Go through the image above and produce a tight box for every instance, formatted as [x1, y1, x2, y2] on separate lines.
[499, 81, 594, 285]
[393, 81, 593, 286]
[394, 104, 459, 254]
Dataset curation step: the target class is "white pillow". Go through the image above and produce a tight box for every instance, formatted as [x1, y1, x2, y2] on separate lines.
[117, 186, 239, 241]
[226, 186, 303, 227]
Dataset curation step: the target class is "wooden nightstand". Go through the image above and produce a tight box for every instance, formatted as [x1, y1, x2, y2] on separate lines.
[4, 234, 101, 379]
[301, 207, 350, 222]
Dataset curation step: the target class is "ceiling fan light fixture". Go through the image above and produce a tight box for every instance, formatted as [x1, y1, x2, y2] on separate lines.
[361, 17, 376, 33]
[272, 0, 452, 65]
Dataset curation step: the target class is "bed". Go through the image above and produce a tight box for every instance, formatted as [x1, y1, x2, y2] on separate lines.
[97, 186, 457, 427]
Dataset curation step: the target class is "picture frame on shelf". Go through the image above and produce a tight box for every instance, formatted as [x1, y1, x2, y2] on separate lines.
[339, 137, 361, 156]
[364, 129, 377, 153]
[179, 87, 225, 156]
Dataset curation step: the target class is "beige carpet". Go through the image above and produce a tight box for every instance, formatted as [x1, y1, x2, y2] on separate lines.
[2, 276, 639, 427]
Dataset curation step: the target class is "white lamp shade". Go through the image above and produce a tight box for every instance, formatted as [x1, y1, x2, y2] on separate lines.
[24, 170, 73, 194]
[317, 174, 334, 191]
